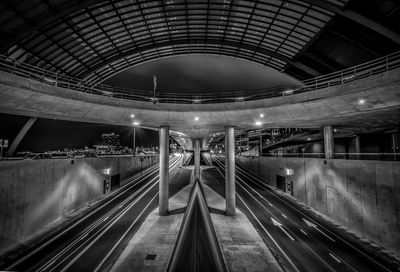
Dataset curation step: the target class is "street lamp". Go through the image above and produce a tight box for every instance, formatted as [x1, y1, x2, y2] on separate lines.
[132, 122, 140, 155]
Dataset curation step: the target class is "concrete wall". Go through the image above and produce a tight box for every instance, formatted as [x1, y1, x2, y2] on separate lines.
[236, 156, 400, 254]
[0, 155, 158, 255]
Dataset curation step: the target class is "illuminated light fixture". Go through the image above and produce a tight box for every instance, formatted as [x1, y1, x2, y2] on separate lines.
[133, 121, 140, 126]
[44, 77, 57, 84]
[307, 137, 311, 141]
[102, 90, 113, 96]
[192, 99, 201, 104]
[358, 98, 366, 105]
[150, 97, 159, 104]
[334, 129, 337, 132]
[282, 89, 295, 96]
[103, 168, 111, 175]
[255, 121, 262, 126]
[130, 114, 135, 118]
[260, 113, 264, 118]
[285, 168, 294, 176]
[235, 97, 245, 102]
[194, 116, 199, 121]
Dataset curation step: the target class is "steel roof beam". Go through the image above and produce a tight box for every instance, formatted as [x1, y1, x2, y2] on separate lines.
[76, 38, 293, 79]
[301, 0, 400, 44]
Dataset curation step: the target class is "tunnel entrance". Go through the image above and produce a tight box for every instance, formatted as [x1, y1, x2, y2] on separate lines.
[276, 175, 294, 196]
[276, 175, 286, 192]
[186, 152, 208, 166]
[110, 174, 120, 191]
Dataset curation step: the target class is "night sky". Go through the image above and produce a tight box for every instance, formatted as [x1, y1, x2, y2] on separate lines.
[0, 113, 159, 153]
[104, 54, 298, 93]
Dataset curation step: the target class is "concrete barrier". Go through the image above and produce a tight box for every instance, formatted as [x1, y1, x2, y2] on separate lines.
[0, 155, 158, 255]
[236, 156, 400, 255]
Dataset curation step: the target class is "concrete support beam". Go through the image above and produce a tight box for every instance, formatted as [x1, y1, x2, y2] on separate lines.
[323, 126, 334, 159]
[194, 138, 201, 180]
[225, 126, 236, 216]
[159, 126, 169, 216]
[7, 117, 37, 157]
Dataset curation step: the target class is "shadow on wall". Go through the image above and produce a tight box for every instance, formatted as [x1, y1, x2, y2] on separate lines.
[236, 156, 400, 256]
[0, 156, 158, 255]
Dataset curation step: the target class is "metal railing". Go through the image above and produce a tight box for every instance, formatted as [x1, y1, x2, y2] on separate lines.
[0, 51, 399, 104]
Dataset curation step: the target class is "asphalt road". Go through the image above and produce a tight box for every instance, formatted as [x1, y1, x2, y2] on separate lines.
[0, 155, 190, 272]
[210, 156, 400, 272]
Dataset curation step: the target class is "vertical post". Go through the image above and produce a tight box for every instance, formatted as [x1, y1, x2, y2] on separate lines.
[159, 126, 169, 216]
[392, 133, 398, 161]
[194, 139, 201, 180]
[323, 126, 334, 159]
[354, 135, 361, 160]
[225, 126, 236, 216]
[259, 134, 262, 156]
[133, 127, 136, 155]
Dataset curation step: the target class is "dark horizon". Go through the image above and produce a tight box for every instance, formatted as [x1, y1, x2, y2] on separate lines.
[0, 113, 159, 154]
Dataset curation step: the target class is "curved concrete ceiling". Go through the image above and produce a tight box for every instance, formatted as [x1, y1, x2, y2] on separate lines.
[0, 68, 399, 140]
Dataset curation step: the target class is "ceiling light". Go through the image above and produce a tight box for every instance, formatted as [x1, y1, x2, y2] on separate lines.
[130, 114, 135, 118]
[195, 116, 199, 121]
[133, 121, 140, 126]
[307, 137, 311, 141]
[255, 121, 262, 126]
[260, 113, 264, 118]
[358, 98, 366, 105]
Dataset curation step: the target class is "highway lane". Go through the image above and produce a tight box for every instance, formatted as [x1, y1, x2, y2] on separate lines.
[0, 155, 186, 272]
[211, 157, 399, 272]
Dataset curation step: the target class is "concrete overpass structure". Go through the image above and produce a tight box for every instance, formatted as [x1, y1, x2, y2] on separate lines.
[0, 0, 400, 271]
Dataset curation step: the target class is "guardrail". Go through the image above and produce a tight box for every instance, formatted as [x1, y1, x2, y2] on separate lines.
[0, 51, 399, 104]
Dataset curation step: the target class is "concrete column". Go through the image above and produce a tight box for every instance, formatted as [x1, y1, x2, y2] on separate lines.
[225, 126, 236, 216]
[354, 135, 361, 160]
[7, 117, 37, 156]
[159, 126, 169, 216]
[194, 139, 201, 180]
[323, 126, 334, 159]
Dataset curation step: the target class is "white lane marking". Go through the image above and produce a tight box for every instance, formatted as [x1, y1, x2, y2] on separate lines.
[5, 156, 171, 271]
[281, 213, 287, 219]
[329, 253, 341, 263]
[300, 229, 308, 236]
[57, 157, 183, 272]
[213, 166, 300, 272]
[35, 156, 183, 272]
[271, 217, 295, 241]
[79, 233, 88, 241]
[93, 193, 159, 272]
[303, 218, 336, 242]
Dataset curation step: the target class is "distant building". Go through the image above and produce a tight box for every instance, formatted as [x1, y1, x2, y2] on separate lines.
[94, 132, 120, 153]
[101, 132, 120, 147]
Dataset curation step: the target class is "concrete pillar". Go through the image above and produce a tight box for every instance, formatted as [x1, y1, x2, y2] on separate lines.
[194, 138, 201, 180]
[323, 126, 334, 159]
[225, 126, 236, 216]
[159, 126, 169, 216]
[7, 117, 37, 156]
[354, 135, 361, 160]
